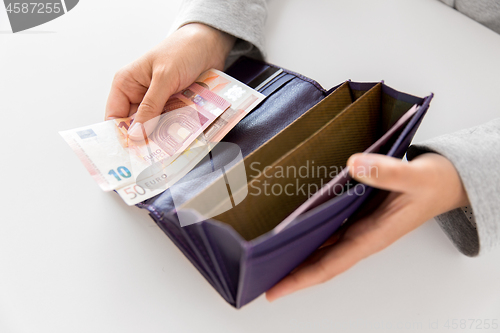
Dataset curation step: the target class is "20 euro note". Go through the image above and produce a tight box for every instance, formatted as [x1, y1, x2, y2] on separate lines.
[115, 69, 265, 205]
[122, 82, 231, 179]
[60, 80, 231, 194]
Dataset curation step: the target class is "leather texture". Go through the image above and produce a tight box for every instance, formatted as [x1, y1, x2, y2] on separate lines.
[137, 57, 433, 308]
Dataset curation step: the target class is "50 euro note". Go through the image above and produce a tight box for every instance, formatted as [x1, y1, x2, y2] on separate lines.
[61, 69, 264, 205]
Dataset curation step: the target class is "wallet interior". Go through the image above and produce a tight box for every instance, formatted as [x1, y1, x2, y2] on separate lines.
[182, 82, 415, 240]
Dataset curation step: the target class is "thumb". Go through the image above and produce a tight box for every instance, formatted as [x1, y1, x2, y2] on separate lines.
[128, 74, 173, 141]
[347, 153, 418, 193]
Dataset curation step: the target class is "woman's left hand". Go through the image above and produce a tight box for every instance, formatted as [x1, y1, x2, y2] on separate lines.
[266, 152, 469, 302]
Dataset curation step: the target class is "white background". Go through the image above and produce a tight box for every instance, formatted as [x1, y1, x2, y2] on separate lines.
[1, 0, 499, 332]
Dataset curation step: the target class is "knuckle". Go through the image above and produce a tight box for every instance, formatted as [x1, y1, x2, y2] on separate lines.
[113, 68, 124, 78]
[152, 64, 173, 80]
[154, 65, 182, 92]
[112, 68, 131, 87]
[113, 66, 128, 80]
[112, 70, 125, 84]
[153, 63, 169, 75]
[138, 101, 159, 115]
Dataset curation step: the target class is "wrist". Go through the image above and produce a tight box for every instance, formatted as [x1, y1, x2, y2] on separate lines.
[418, 153, 470, 214]
[180, 23, 236, 69]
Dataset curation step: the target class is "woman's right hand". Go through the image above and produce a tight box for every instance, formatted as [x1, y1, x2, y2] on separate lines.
[105, 23, 235, 139]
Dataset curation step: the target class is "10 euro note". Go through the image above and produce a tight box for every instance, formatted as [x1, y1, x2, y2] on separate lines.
[116, 69, 265, 205]
[60, 80, 230, 194]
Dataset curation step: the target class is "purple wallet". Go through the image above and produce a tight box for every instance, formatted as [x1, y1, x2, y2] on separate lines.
[137, 57, 433, 308]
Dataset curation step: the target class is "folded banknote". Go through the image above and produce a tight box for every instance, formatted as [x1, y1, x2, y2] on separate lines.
[60, 69, 265, 205]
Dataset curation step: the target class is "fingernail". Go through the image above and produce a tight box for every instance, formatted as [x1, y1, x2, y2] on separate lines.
[127, 122, 144, 140]
[267, 288, 289, 302]
[350, 154, 376, 179]
[106, 116, 118, 120]
[266, 293, 279, 303]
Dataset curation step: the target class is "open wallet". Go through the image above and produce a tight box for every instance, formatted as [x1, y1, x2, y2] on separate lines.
[136, 57, 433, 308]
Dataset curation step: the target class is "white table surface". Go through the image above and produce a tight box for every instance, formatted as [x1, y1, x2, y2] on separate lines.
[1, 0, 499, 332]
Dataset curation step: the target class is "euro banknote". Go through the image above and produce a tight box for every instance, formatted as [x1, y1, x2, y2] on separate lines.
[61, 69, 265, 205]
[61, 80, 230, 193]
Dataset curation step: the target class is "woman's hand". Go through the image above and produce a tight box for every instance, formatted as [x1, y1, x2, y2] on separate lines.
[266, 153, 469, 302]
[105, 23, 235, 138]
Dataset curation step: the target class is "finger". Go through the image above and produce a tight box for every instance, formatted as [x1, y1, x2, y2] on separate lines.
[128, 103, 140, 117]
[266, 236, 369, 302]
[128, 73, 174, 140]
[347, 153, 419, 193]
[266, 212, 395, 302]
[266, 190, 431, 303]
[318, 221, 350, 249]
[105, 83, 132, 120]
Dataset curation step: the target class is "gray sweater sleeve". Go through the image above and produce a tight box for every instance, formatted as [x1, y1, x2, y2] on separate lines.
[170, 0, 267, 66]
[438, 0, 500, 34]
[170, 0, 500, 63]
[407, 119, 500, 256]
